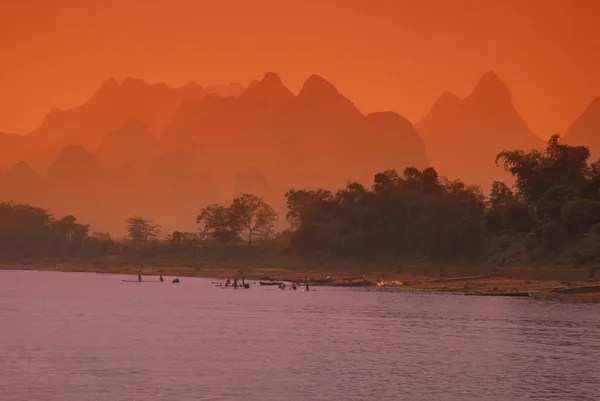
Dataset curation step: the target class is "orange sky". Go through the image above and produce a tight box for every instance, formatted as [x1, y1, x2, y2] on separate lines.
[1, 0, 599, 138]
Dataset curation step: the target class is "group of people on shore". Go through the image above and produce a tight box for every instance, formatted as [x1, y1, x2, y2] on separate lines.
[280, 281, 309, 291]
[221, 276, 248, 289]
[132, 271, 312, 290]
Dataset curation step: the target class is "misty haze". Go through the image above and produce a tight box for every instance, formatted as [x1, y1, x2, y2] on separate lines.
[1, 1, 599, 400]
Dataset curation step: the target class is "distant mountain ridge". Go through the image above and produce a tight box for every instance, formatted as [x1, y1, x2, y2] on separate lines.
[415, 71, 544, 185]
[162, 72, 428, 192]
[0, 78, 246, 174]
[563, 98, 600, 159]
[96, 119, 160, 168]
[2, 70, 597, 235]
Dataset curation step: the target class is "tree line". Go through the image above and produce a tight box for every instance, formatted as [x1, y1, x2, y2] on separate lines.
[2, 135, 600, 271]
[282, 135, 600, 269]
[0, 201, 111, 257]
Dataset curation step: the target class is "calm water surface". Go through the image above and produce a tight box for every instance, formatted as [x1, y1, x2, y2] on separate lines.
[0, 270, 598, 401]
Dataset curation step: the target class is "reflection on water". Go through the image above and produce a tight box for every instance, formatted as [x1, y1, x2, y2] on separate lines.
[0, 270, 598, 401]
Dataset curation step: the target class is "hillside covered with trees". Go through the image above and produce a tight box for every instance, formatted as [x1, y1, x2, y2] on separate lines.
[2, 136, 600, 276]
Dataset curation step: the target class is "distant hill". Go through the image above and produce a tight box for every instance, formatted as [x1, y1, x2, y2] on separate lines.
[163, 72, 429, 192]
[270, 74, 366, 189]
[17, 78, 245, 174]
[0, 132, 26, 170]
[23, 143, 225, 235]
[205, 82, 245, 98]
[28, 78, 203, 150]
[0, 161, 45, 205]
[358, 111, 429, 182]
[42, 145, 105, 228]
[563, 98, 600, 160]
[233, 167, 274, 202]
[415, 71, 544, 186]
[96, 120, 160, 168]
[0, 72, 437, 235]
[47, 145, 104, 184]
[162, 72, 296, 178]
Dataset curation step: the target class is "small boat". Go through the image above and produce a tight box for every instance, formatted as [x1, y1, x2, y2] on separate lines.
[463, 292, 530, 297]
[121, 280, 162, 283]
[259, 277, 283, 286]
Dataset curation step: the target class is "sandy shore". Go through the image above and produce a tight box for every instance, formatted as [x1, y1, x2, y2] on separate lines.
[400, 274, 600, 300]
[2, 261, 599, 300]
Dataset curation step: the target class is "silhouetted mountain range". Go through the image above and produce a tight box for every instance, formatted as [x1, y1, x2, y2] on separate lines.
[0, 132, 26, 170]
[563, 98, 600, 159]
[415, 71, 544, 185]
[0, 78, 244, 174]
[96, 120, 160, 168]
[0, 71, 597, 235]
[0, 161, 45, 205]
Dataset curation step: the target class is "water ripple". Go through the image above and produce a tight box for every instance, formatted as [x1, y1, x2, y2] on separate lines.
[0, 270, 598, 401]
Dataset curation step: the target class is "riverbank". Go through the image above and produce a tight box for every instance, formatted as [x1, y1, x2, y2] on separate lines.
[2, 260, 599, 300]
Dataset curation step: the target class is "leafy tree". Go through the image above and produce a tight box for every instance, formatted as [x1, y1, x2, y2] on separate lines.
[52, 215, 90, 251]
[485, 181, 535, 235]
[197, 204, 239, 244]
[285, 167, 488, 261]
[230, 194, 278, 246]
[561, 199, 600, 236]
[125, 216, 161, 247]
[87, 232, 114, 255]
[285, 188, 334, 230]
[492, 135, 600, 260]
[496, 134, 592, 215]
[0, 201, 91, 256]
[197, 195, 278, 246]
[488, 181, 514, 209]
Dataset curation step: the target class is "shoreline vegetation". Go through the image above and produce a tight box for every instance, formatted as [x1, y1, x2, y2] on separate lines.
[3, 136, 600, 300]
[2, 260, 599, 300]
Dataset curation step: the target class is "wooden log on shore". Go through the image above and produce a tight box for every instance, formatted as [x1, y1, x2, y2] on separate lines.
[429, 273, 501, 283]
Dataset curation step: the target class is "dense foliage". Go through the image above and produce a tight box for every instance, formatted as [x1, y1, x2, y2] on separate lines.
[125, 216, 161, 247]
[0, 201, 112, 257]
[284, 136, 600, 268]
[285, 168, 487, 261]
[197, 194, 277, 246]
[2, 135, 600, 271]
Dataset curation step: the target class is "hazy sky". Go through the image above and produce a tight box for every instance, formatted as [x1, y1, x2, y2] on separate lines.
[1, 0, 599, 137]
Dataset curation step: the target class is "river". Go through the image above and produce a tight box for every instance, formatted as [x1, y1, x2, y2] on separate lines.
[0, 270, 598, 400]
